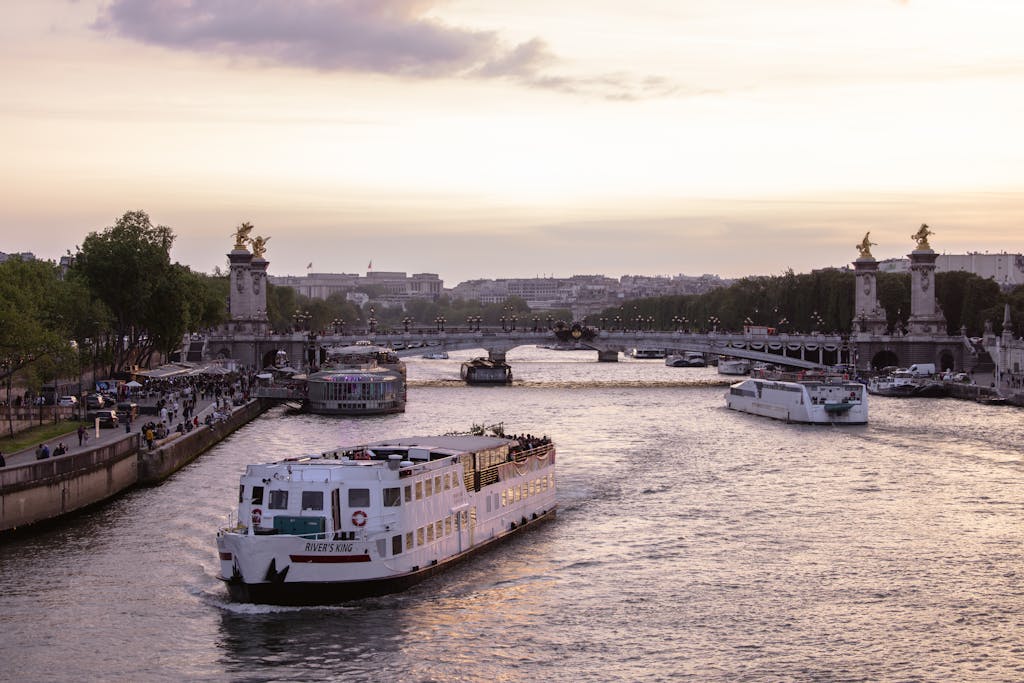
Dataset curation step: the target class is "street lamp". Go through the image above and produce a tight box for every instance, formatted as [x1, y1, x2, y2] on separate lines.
[402, 316, 412, 333]
[500, 315, 506, 332]
[708, 315, 721, 333]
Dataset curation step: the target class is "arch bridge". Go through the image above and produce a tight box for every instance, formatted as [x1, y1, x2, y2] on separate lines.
[201, 327, 851, 372]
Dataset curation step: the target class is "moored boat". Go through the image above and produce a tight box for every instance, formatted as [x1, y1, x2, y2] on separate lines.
[629, 347, 666, 359]
[304, 344, 406, 414]
[717, 358, 751, 375]
[461, 357, 513, 385]
[666, 352, 706, 368]
[422, 351, 449, 360]
[725, 372, 868, 424]
[216, 427, 556, 605]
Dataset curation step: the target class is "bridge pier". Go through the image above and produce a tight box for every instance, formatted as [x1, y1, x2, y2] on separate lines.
[597, 349, 619, 362]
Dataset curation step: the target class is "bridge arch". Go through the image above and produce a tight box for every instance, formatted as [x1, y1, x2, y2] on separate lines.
[870, 350, 899, 370]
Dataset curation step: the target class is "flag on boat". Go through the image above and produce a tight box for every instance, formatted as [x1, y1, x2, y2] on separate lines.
[307, 262, 312, 269]
[368, 259, 373, 271]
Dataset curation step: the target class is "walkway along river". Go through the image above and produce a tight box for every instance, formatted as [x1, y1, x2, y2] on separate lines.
[1, 347, 1023, 681]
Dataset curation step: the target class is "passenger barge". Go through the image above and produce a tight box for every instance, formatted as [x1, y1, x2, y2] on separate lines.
[725, 370, 868, 424]
[216, 427, 556, 605]
[460, 357, 513, 385]
[304, 344, 406, 414]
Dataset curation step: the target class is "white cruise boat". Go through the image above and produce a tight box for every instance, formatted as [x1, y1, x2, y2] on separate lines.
[630, 347, 666, 359]
[216, 428, 556, 605]
[725, 372, 868, 424]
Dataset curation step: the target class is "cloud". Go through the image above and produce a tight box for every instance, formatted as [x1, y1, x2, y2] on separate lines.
[93, 0, 677, 99]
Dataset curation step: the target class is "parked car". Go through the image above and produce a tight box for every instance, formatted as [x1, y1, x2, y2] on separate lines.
[58, 396, 79, 407]
[115, 402, 138, 422]
[86, 409, 119, 428]
[85, 394, 105, 409]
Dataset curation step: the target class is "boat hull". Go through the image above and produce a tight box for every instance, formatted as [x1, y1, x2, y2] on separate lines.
[726, 378, 868, 425]
[222, 507, 556, 605]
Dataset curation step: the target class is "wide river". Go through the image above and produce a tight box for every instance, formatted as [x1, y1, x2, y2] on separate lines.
[3, 347, 1024, 682]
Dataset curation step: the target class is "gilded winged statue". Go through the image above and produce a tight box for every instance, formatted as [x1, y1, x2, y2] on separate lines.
[856, 232, 876, 259]
[233, 222, 255, 250]
[251, 235, 270, 258]
[911, 223, 933, 250]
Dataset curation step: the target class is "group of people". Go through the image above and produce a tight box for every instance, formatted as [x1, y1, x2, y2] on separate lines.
[34, 442, 69, 460]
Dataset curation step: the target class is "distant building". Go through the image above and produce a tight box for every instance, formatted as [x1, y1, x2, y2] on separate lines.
[268, 271, 443, 303]
[878, 252, 1024, 287]
[0, 251, 35, 263]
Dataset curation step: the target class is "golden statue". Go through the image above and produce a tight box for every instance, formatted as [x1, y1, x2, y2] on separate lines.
[251, 235, 270, 258]
[233, 221, 255, 250]
[856, 232, 876, 259]
[911, 223, 933, 250]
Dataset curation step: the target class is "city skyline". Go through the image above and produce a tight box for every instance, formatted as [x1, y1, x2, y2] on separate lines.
[3, 1, 1024, 283]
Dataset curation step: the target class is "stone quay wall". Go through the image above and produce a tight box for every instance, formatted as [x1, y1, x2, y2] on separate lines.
[0, 399, 273, 535]
[0, 434, 140, 533]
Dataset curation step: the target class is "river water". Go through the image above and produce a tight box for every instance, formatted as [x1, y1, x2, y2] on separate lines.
[3, 347, 1024, 682]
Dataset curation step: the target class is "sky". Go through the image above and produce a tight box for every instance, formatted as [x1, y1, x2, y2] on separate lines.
[2, 0, 1023, 285]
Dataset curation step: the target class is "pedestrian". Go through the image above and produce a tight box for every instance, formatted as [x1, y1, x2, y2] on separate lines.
[77, 424, 85, 446]
[0, 450, 6, 467]
[35, 443, 49, 460]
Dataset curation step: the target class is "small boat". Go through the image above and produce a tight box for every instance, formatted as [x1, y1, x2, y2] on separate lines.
[629, 348, 666, 359]
[304, 345, 406, 415]
[717, 358, 751, 375]
[866, 372, 917, 397]
[665, 352, 706, 368]
[216, 426, 556, 605]
[421, 351, 449, 360]
[461, 357, 513, 385]
[725, 371, 868, 424]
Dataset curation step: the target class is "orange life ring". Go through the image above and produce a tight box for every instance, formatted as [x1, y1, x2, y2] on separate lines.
[351, 510, 367, 526]
[251, 508, 262, 526]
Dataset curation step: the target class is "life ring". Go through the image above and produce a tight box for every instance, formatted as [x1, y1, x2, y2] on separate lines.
[351, 510, 367, 527]
[251, 508, 262, 526]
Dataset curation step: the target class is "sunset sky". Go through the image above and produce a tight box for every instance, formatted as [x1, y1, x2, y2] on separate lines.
[2, 0, 1023, 284]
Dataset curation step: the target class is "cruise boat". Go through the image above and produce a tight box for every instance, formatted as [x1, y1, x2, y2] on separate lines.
[717, 358, 751, 375]
[216, 428, 556, 605]
[665, 352, 706, 368]
[304, 344, 406, 415]
[866, 371, 917, 397]
[421, 351, 449, 360]
[725, 371, 868, 424]
[461, 357, 512, 385]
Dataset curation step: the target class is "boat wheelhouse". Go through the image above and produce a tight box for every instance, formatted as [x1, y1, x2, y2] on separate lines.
[305, 344, 406, 415]
[726, 372, 868, 424]
[461, 357, 512, 385]
[216, 429, 556, 605]
[629, 347, 666, 359]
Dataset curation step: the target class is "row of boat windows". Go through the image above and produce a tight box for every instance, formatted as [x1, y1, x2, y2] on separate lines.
[241, 486, 402, 511]
[310, 381, 399, 401]
[241, 471, 554, 513]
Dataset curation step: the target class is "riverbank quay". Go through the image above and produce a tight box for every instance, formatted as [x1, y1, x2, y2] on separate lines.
[0, 398, 273, 535]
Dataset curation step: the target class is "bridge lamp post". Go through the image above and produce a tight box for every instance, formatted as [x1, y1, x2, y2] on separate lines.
[500, 315, 506, 332]
[600, 316, 607, 330]
[511, 314, 517, 331]
[811, 310, 824, 333]
[708, 316, 720, 333]
[547, 315, 554, 330]
[439, 316, 446, 332]
[613, 316, 620, 331]
[402, 316, 412, 333]
[648, 315, 655, 331]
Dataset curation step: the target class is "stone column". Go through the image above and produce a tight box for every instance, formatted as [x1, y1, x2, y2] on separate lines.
[853, 256, 887, 337]
[228, 247, 254, 322]
[907, 245, 946, 336]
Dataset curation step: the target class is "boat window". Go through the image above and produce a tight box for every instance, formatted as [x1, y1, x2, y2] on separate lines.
[445, 517, 452, 536]
[486, 495, 491, 513]
[415, 481, 423, 500]
[404, 485, 412, 503]
[434, 476, 442, 494]
[251, 485, 264, 505]
[268, 490, 288, 510]
[391, 535, 402, 556]
[435, 520, 443, 539]
[348, 488, 370, 507]
[405, 531, 413, 550]
[427, 524, 434, 542]
[238, 484, 244, 504]
[301, 491, 324, 511]
[502, 489, 508, 507]
[425, 478, 433, 497]
[417, 527, 424, 546]
[383, 487, 401, 507]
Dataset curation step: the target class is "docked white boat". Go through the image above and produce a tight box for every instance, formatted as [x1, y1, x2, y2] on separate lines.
[216, 427, 556, 605]
[629, 347, 666, 359]
[866, 371, 917, 397]
[725, 374, 868, 424]
[422, 351, 449, 360]
[717, 358, 751, 375]
[304, 344, 406, 415]
[666, 352, 706, 368]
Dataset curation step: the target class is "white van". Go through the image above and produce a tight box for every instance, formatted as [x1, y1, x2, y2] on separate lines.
[907, 363, 936, 377]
